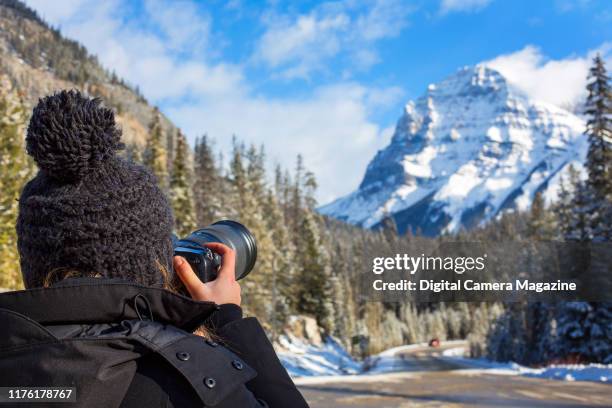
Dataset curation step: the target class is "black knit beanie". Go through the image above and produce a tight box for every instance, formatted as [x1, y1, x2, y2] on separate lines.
[17, 90, 174, 288]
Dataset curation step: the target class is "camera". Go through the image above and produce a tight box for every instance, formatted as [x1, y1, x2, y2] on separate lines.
[173, 220, 257, 283]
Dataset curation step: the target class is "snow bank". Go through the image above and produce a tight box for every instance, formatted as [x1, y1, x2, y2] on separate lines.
[279, 337, 612, 383]
[450, 361, 612, 383]
[441, 346, 466, 357]
[276, 335, 362, 377]
[520, 364, 612, 382]
[440, 348, 612, 383]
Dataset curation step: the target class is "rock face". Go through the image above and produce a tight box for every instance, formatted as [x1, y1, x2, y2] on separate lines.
[320, 66, 586, 236]
[284, 315, 323, 346]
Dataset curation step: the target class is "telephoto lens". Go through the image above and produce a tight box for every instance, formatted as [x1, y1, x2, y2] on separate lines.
[173, 220, 257, 283]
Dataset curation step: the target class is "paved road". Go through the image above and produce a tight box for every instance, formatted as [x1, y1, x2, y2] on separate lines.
[296, 343, 611, 408]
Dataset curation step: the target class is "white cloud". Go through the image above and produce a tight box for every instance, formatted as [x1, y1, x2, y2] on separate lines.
[25, 0, 242, 102]
[167, 83, 399, 203]
[354, 0, 411, 41]
[440, 0, 493, 14]
[143, 0, 212, 54]
[484, 44, 612, 108]
[255, 12, 349, 77]
[254, 0, 412, 79]
[25, 0, 88, 22]
[23, 0, 401, 203]
[555, 0, 592, 13]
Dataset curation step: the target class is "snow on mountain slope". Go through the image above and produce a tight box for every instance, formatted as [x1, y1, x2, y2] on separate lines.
[319, 65, 586, 236]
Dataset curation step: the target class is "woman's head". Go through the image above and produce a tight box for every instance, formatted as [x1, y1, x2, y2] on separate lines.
[17, 90, 174, 288]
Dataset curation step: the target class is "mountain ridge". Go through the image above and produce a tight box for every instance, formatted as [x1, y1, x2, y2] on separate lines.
[0, 0, 178, 150]
[320, 65, 586, 236]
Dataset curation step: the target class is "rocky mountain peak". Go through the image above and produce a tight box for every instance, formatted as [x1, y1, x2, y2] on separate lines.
[321, 65, 586, 236]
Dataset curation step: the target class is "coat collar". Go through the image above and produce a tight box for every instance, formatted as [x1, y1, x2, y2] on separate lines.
[0, 278, 219, 332]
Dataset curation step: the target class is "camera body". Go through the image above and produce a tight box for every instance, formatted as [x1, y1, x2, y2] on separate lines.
[172, 238, 223, 282]
[173, 220, 257, 283]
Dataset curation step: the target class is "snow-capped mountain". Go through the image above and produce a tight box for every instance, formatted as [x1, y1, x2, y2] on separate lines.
[319, 65, 586, 236]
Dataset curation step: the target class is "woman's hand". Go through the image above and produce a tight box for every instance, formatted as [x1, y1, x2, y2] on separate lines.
[173, 242, 241, 306]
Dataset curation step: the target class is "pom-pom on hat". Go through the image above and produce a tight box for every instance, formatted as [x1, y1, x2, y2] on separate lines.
[25, 90, 124, 181]
[17, 90, 174, 288]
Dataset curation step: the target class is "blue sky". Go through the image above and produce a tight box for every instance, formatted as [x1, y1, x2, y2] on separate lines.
[24, 0, 612, 203]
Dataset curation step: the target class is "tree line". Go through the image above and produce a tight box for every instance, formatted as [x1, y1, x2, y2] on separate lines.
[470, 55, 611, 365]
[0, 55, 609, 361]
[128, 54, 612, 362]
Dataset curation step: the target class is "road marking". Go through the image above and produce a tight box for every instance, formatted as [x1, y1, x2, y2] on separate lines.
[516, 389, 545, 400]
[552, 392, 591, 403]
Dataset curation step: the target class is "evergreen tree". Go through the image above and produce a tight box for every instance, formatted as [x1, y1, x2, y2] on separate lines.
[169, 132, 196, 236]
[144, 107, 168, 192]
[486, 304, 528, 363]
[295, 209, 333, 332]
[167, 129, 176, 177]
[246, 145, 266, 200]
[443, 305, 464, 339]
[555, 302, 594, 362]
[229, 138, 248, 211]
[424, 309, 446, 341]
[303, 169, 318, 210]
[328, 243, 355, 345]
[274, 165, 293, 222]
[380, 212, 399, 244]
[193, 135, 223, 225]
[263, 189, 295, 339]
[469, 303, 505, 358]
[584, 54, 612, 241]
[289, 155, 305, 233]
[566, 166, 590, 242]
[401, 303, 422, 344]
[555, 174, 573, 238]
[274, 165, 285, 203]
[524, 301, 555, 365]
[0, 77, 33, 289]
[229, 140, 276, 326]
[554, 57, 612, 364]
[527, 192, 556, 239]
[589, 304, 612, 363]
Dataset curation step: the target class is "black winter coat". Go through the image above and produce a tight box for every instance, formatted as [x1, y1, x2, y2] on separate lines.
[0, 279, 309, 408]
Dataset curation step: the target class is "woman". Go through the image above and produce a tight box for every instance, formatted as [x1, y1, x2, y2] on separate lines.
[0, 90, 309, 407]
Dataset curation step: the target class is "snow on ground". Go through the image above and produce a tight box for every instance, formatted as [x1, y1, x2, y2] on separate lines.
[365, 340, 467, 374]
[276, 335, 362, 377]
[441, 346, 465, 357]
[279, 337, 612, 384]
[439, 346, 612, 383]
